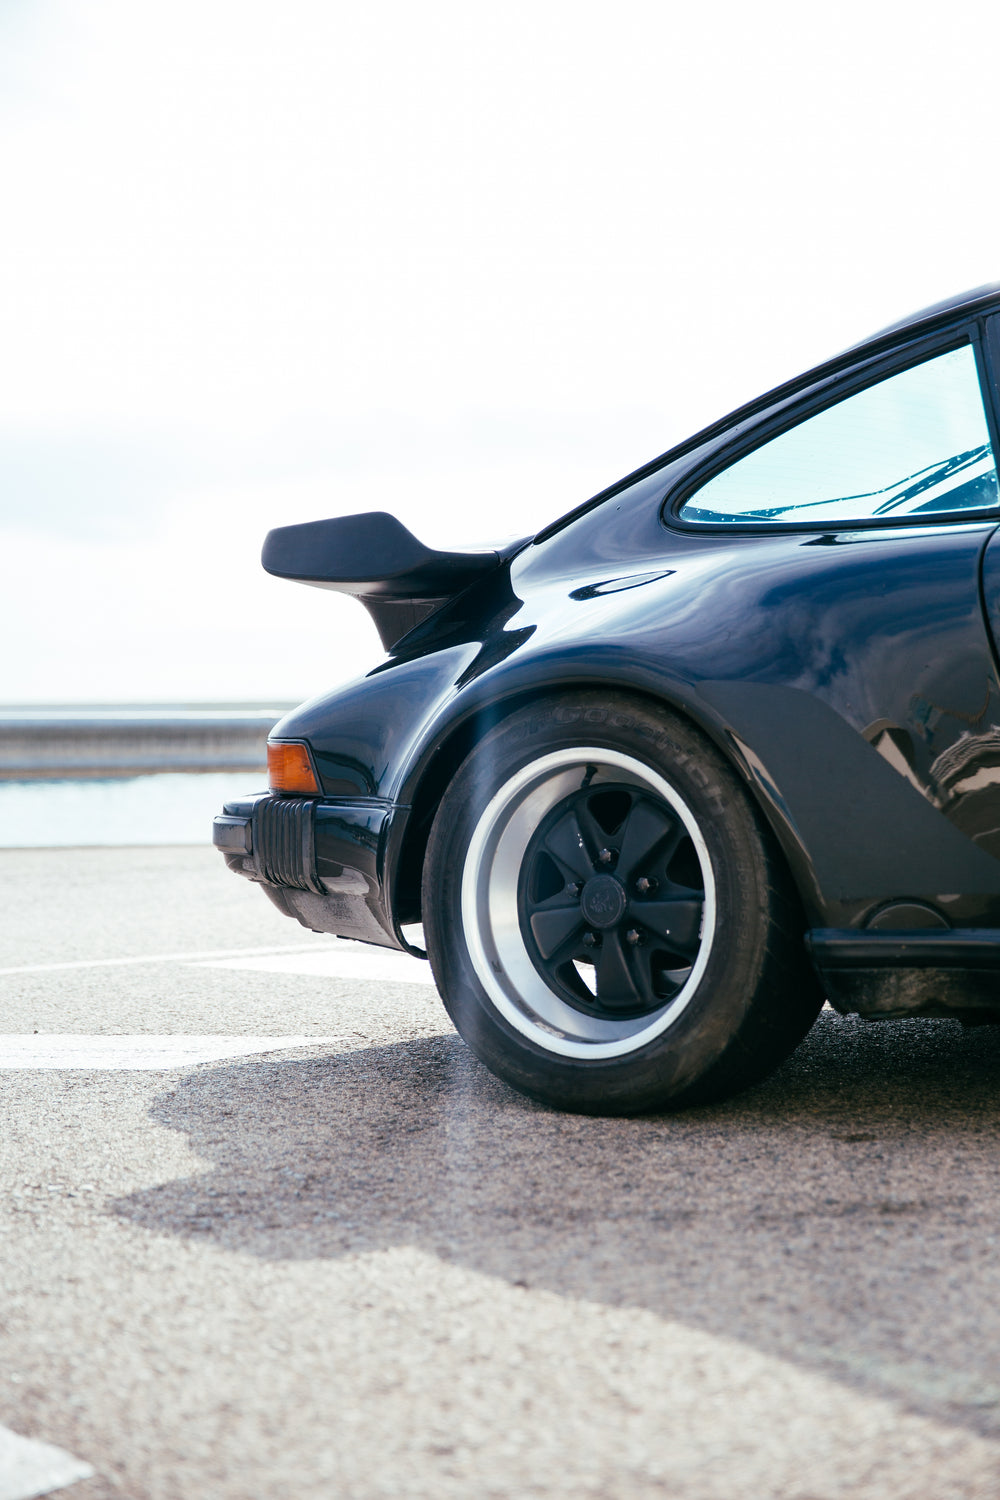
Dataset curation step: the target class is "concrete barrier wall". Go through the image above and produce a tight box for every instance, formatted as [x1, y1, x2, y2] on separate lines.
[0, 711, 288, 778]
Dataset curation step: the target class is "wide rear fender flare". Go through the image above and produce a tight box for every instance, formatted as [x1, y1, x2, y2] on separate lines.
[383, 666, 824, 934]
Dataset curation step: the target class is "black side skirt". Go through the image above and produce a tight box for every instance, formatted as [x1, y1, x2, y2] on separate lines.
[806, 929, 1000, 1021]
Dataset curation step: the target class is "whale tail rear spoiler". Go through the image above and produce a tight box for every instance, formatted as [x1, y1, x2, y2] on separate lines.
[262, 511, 511, 650]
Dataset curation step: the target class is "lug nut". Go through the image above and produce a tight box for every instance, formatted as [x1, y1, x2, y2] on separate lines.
[566, 881, 581, 896]
[582, 931, 597, 947]
[598, 847, 614, 865]
[636, 876, 653, 894]
[626, 929, 641, 945]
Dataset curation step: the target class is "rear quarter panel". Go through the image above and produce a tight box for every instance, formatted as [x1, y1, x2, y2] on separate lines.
[277, 506, 1000, 930]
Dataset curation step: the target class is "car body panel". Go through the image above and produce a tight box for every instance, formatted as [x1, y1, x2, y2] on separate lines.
[272, 508, 1000, 931]
[216, 283, 1000, 1012]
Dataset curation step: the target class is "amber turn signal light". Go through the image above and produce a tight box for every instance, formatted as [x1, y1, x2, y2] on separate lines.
[267, 741, 320, 795]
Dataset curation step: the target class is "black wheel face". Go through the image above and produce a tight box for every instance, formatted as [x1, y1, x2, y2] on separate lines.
[457, 745, 717, 1061]
[517, 779, 706, 1020]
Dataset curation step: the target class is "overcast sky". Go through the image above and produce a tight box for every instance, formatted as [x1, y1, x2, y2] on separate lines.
[1, 0, 998, 702]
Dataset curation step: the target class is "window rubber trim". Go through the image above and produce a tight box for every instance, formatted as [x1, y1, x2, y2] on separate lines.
[660, 321, 1000, 538]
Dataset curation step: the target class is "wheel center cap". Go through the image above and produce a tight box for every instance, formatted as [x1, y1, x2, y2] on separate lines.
[580, 874, 627, 929]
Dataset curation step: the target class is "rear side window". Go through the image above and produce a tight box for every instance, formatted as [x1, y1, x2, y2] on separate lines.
[678, 345, 998, 526]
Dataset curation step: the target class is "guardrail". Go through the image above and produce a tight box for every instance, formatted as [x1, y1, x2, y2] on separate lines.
[0, 709, 292, 779]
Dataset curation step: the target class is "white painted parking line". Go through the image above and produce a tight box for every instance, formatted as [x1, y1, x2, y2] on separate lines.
[0, 1035, 345, 1070]
[0, 942, 341, 978]
[0, 1424, 94, 1500]
[193, 945, 436, 986]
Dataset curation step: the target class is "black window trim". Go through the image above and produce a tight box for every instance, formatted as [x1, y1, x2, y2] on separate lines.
[661, 319, 1000, 537]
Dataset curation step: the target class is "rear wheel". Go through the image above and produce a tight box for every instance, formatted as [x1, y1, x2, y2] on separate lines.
[422, 693, 822, 1113]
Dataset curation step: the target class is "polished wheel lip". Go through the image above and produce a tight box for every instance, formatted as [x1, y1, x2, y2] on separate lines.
[461, 747, 717, 1060]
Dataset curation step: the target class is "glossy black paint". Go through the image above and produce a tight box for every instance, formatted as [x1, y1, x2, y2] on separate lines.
[225, 284, 1000, 1006]
[277, 515, 1000, 933]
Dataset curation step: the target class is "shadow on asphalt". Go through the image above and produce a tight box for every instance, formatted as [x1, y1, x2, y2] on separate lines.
[112, 1009, 1000, 1437]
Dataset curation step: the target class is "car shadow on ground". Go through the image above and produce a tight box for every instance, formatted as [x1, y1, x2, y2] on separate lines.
[111, 1009, 1000, 1439]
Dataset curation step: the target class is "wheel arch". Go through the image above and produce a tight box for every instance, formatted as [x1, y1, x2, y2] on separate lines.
[390, 676, 818, 930]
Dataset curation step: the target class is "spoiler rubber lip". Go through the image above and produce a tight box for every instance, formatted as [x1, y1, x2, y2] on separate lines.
[261, 511, 500, 600]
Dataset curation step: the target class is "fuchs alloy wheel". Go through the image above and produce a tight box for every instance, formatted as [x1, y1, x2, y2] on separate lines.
[423, 693, 823, 1114]
[464, 748, 717, 1057]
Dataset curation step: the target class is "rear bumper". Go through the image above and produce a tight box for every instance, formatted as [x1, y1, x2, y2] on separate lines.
[213, 792, 407, 950]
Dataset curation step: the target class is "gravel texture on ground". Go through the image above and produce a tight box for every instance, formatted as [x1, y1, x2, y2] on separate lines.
[2, 846, 999, 1498]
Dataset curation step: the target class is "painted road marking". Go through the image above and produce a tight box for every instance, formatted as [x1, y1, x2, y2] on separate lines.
[193, 944, 435, 986]
[0, 941, 342, 978]
[0, 1035, 347, 1070]
[0, 1423, 94, 1500]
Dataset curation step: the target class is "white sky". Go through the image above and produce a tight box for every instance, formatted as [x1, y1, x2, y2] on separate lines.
[1, 0, 998, 702]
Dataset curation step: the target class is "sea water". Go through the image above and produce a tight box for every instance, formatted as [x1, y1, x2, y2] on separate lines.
[0, 773, 266, 848]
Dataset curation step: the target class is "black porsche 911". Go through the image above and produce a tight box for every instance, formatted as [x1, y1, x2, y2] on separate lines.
[214, 282, 1000, 1114]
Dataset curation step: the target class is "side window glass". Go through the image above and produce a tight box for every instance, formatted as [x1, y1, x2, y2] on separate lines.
[678, 346, 998, 526]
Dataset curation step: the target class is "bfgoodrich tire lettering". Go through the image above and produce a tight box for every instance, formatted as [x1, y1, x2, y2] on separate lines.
[423, 692, 823, 1114]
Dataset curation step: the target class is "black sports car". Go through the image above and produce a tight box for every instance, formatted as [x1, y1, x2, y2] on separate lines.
[214, 283, 1000, 1114]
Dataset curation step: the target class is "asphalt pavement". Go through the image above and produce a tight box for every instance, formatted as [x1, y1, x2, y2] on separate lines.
[2, 846, 1000, 1499]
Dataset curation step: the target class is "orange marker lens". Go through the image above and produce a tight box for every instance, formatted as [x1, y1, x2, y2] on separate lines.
[267, 741, 320, 794]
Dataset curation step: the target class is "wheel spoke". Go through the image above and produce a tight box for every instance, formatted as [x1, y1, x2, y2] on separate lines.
[630, 897, 703, 956]
[543, 809, 594, 881]
[615, 798, 679, 882]
[576, 798, 614, 857]
[633, 943, 678, 1000]
[529, 902, 585, 960]
[515, 769, 710, 1027]
[595, 930, 642, 1008]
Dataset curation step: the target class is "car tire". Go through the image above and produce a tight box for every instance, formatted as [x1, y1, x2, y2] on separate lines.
[422, 691, 823, 1114]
